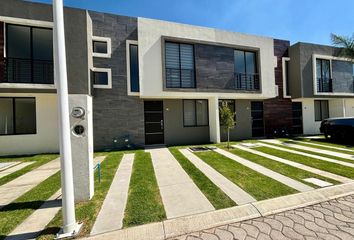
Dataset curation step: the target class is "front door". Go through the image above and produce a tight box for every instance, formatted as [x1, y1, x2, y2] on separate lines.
[144, 101, 164, 145]
[251, 101, 265, 137]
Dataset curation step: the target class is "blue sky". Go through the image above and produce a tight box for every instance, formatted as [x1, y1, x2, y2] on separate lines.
[30, 0, 353, 45]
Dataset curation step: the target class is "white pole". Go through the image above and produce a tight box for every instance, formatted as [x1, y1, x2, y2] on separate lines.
[52, 0, 79, 236]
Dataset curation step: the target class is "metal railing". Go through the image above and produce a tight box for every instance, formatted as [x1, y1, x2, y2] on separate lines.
[317, 78, 333, 92]
[165, 67, 195, 88]
[2, 57, 54, 84]
[234, 73, 260, 91]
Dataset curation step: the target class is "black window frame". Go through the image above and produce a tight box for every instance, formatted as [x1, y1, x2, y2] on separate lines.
[129, 43, 140, 92]
[316, 58, 332, 92]
[165, 41, 196, 89]
[182, 99, 209, 127]
[5, 23, 54, 84]
[218, 99, 236, 123]
[314, 100, 329, 122]
[234, 49, 258, 75]
[0, 97, 37, 136]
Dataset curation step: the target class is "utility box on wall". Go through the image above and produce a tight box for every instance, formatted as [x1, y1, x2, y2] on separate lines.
[69, 94, 94, 202]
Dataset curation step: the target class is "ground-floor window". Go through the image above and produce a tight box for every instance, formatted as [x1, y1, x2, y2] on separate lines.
[0, 97, 36, 135]
[183, 99, 208, 127]
[314, 100, 329, 121]
[218, 100, 236, 123]
[292, 102, 303, 134]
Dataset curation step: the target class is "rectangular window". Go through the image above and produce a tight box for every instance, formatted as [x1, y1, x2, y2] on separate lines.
[218, 100, 236, 124]
[5, 24, 53, 84]
[183, 100, 208, 127]
[92, 68, 112, 89]
[92, 36, 111, 58]
[93, 41, 108, 54]
[314, 100, 329, 121]
[0, 98, 36, 135]
[284, 59, 291, 96]
[316, 59, 332, 92]
[234, 50, 259, 90]
[165, 42, 195, 88]
[129, 44, 140, 92]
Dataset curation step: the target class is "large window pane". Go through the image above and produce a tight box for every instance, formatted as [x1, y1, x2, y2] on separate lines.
[234, 50, 245, 73]
[245, 52, 256, 74]
[0, 98, 14, 135]
[7, 25, 31, 59]
[314, 100, 321, 121]
[129, 44, 140, 92]
[321, 100, 329, 120]
[183, 100, 196, 126]
[15, 98, 36, 134]
[33, 28, 53, 61]
[196, 100, 208, 126]
[314, 100, 329, 121]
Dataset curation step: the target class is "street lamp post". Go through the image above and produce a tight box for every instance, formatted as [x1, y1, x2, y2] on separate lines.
[52, 0, 82, 238]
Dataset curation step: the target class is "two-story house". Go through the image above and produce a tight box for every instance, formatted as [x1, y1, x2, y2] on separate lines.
[0, 0, 352, 156]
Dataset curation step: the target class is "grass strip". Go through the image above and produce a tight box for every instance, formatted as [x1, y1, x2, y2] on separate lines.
[291, 140, 354, 155]
[37, 152, 124, 239]
[0, 171, 61, 239]
[169, 147, 236, 209]
[195, 151, 297, 201]
[255, 146, 354, 179]
[297, 137, 354, 150]
[123, 151, 166, 227]
[228, 147, 339, 187]
[0, 154, 58, 187]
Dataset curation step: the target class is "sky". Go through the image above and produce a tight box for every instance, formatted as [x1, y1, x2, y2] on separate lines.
[29, 0, 354, 45]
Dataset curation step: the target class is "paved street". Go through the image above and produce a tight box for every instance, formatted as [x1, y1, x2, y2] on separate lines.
[171, 194, 354, 240]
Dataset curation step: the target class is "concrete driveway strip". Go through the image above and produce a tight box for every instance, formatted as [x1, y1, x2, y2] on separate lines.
[270, 139, 354, 160]
[0, 158, 60, 208]
[234, 144, 352, 184]
[0, 162, 34, 179]
[147, 148, 214, 219]
[5, 190, 62, 240]
[179, 149, 256, 205]
[91, 153, 135, 235]
[214, 148, 314, 192]
[294, 140, 354, 153]
[260, 140, 354, 168]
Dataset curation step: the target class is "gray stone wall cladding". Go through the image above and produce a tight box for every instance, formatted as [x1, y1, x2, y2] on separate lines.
[89, 12, 145, 150]
[297, 43, 353, 97]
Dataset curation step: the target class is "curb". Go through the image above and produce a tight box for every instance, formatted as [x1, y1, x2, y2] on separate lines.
[85, 182, 354, 240]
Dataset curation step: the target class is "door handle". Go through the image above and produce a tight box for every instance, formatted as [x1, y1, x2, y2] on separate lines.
[160, 120, 164, 130]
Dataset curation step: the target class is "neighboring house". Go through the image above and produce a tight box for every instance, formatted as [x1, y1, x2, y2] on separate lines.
[0, 0, 353, 155]
[287, 43, 354, 135]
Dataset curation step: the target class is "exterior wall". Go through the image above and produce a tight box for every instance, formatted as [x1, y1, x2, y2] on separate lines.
[89, 12, 145, 149]
[301, 99, 321, 135]
[138, 17, 277, 100]
[163, 99, 210, 145]
[0, 93, 59, 156]
[220, 100, 252, 141]
[288, 44, 302, 98]
[329, 99, 345, 118]
[345, 99, 354, 116]
[264, 39, 293, 136]
[0, 0, 90, 94]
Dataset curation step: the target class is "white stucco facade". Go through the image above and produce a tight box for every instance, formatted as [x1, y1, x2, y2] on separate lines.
[0, 93, 59, 156]
[137, 17, 278, 100]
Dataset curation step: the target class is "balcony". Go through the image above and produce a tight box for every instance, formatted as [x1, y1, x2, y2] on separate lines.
[317, 78, 333, 93]
[1, 58, 54, 84]
[234, 73, 260, 91]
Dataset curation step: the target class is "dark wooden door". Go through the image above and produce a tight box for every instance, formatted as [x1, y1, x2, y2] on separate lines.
[292, 102, 303, 135]
[144, 101, 164, 145]
[251, 101, 265, 137]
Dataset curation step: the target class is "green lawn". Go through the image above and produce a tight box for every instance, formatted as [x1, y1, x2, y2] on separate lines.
[195, 151, 297, 200]
[0, 154, 58, 186]
[123, 151, 166, 227]
[228, 147, 339, 187]
[38, 152, 124, 239]
[297, 137, 354, 150]
[255, 146, 354, 179]
[0, 172, 61, 239]
[169, 147, 236, 209]
[291, 139, 354, 155]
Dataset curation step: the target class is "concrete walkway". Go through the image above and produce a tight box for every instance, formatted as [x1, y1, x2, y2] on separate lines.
[179, 149, 256, 205]
[147, 148, 214, 219]
[214, 148, 314, 192]
[270, 139, 354, 160]
[5, 190, 62, 240]
[260, 140, 354, 169]
[0, 158, 60, 208]
[294, 140, 354, 153]
[0, 162, 34, 179]
[234, 144, 352, 184]
[91, 153, 135, 235]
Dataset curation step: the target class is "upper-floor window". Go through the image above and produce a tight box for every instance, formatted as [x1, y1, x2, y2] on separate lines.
[129, 44, 139, 92]
[3, 24, 53, 84]
[314, 100, 329, 121]
[183, 100, 208, 127]
[0, 97, 36, 135]
[316, 59, 332, 92]
[234, 50, 259, 91]
[92, 68, 112, 89]
[92, 36, 111, 58]
[93, 41, 107, 54]
[165, 42, 195, 88]
[283, 58, 291, 97]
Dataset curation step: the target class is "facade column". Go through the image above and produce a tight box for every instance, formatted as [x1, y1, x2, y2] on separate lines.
[208, 97, 220, 143]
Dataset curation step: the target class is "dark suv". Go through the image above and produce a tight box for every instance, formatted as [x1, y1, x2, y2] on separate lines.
[320, 117, 354, 140]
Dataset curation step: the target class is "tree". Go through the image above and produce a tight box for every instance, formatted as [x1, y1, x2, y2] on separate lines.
[331, 33, 354, 61]
[219, 103, 236, 149]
